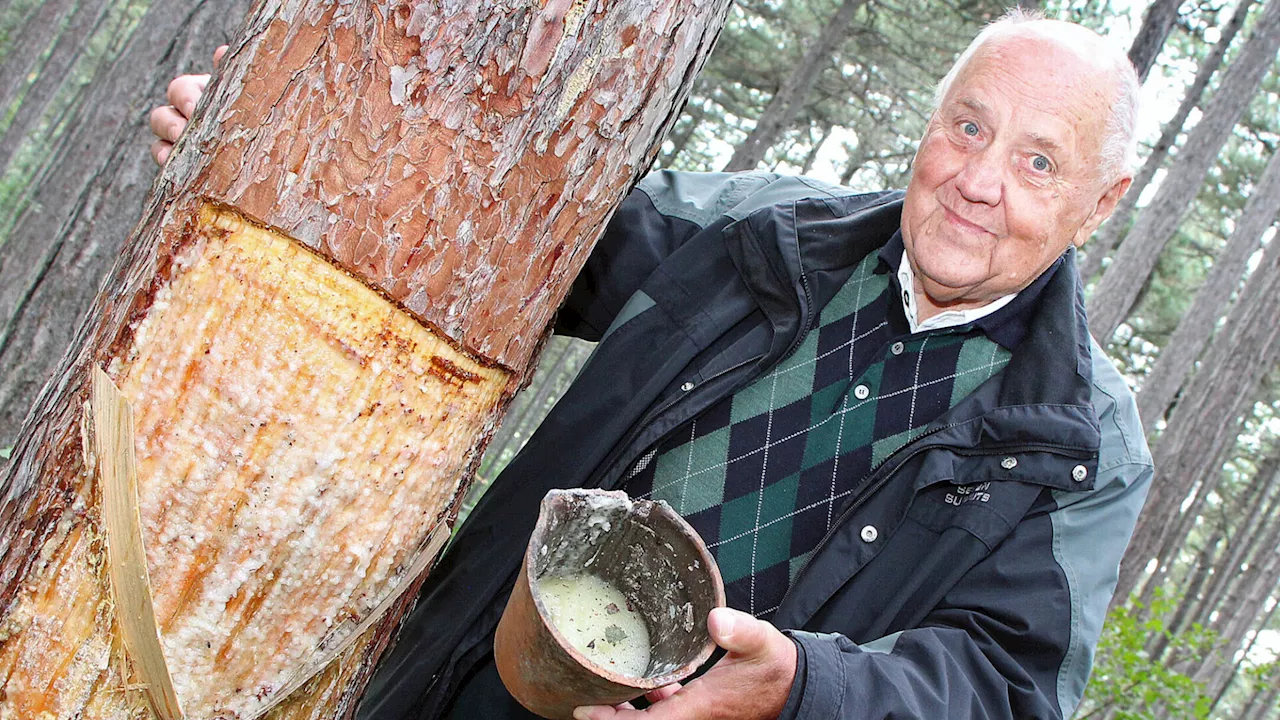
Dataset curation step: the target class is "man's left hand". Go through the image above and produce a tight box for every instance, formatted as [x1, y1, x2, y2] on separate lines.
[573, 607, 797, 720]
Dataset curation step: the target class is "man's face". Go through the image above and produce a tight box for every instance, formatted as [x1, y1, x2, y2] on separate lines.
[900, 34, 1129, 309]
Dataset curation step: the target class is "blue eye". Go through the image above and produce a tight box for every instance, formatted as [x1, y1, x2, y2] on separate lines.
[1032, 155, 1051, 172]
[962, 122, 979, 137]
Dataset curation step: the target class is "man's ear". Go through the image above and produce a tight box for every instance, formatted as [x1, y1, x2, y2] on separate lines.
[1074, 175, 1132, 248]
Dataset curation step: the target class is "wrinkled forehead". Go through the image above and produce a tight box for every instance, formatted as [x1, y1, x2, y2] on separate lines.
[945, 33, 1117, 153]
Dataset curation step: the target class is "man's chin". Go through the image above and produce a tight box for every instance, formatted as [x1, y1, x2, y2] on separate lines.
[916, 274, 988, 308]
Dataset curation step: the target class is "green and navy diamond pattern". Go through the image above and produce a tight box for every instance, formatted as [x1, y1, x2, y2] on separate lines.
[625, 252, 1012, 619]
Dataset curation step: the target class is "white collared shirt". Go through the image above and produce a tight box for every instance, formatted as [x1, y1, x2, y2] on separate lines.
[897, 250, 1017, 334]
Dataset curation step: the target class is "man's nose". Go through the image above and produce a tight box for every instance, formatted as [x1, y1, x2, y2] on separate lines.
[954, 146, 1003, 206]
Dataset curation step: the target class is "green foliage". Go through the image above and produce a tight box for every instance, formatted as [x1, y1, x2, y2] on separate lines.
[1078, 590, 1218, 720]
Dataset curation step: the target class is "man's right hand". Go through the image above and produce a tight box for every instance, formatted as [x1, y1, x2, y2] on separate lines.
[149, 45, 227, 166]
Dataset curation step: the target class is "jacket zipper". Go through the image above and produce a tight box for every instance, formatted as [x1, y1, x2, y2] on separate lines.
[776, 423, 1093, 615]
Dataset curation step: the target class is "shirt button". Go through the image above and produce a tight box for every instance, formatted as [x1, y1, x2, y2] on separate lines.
[1072, 465, 1088, 482]
[1001, 457, 1018, 470]
[891, 341, 905, 355]
[680, 381, 695, 392]
[860, 525, 878, 543]
[853, 384, 870, 400]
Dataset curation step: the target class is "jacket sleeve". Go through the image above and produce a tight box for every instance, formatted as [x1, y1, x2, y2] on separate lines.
[554, 169, 797, 340]
[781, 458, 1152, 719]
[778, 351, 1153, 719]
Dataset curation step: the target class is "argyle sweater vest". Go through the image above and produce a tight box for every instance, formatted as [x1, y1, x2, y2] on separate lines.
[623, 250, 1012, 620]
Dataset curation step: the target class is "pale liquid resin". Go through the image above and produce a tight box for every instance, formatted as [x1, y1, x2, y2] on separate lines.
[538, 573, 652, 677]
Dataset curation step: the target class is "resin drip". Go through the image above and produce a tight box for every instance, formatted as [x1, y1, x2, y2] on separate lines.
[538, 574, 651, 677]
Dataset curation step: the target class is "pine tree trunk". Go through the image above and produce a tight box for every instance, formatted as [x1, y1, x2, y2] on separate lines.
[0, 0, 81, 115]
[0, 1, 731, 718]
[1128, 0, 1183, 81]
[1146, 525, 1220, 661]
[1113, 235, 1280, 604]
[0, 0, 117, 174]
[1135, 472, 1221, 609]
[1081, 0, 1256, 283]
[1238, 681, 1279, 720]
[1086, 0, 1280, 342]
[721, 0, 865, 172]
[0, 0, 253, 453]
[1204, 596, 1278, 715]
[1180, 456, 1279, 635]
[1191, 512, 1280, 692]
[1135, 143, 1280, 427]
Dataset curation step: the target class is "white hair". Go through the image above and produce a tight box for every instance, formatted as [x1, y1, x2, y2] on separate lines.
[932, 8, 1140, 184]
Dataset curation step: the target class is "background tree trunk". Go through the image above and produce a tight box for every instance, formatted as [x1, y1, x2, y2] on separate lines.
[0, 0, 115, 173]
[722, 0, 866, 172]
[0, 0, 251, 453]
[0, 1, 732, 718]
[1081, 0, 1256, 283]
[1086, 0, 1280, 342]
[1175, 454, 1280, 640]
[1114, 235, 1280, 604]
[1135, 143, 1280, 427]
[1128, 0, 1183, 81]
[0, 0, 83, 116]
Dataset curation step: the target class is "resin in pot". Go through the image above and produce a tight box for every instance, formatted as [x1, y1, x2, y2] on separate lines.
[538, 573, 652, 677]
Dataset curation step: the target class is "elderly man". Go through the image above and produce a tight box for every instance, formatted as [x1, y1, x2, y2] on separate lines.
[152, 10, 1152, 720]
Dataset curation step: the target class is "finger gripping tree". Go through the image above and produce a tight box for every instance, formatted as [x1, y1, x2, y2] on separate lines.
[0, 1, 731, 718]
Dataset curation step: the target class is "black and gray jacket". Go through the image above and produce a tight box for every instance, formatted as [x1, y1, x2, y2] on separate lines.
[359, 170, 1154, 719]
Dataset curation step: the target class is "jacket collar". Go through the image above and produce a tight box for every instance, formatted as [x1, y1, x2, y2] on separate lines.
[724, 194, 1101, 456]
[875, 230, 1063, 352]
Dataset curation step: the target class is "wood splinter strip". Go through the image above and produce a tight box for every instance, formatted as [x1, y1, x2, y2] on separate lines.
[91, 366, 184, 720]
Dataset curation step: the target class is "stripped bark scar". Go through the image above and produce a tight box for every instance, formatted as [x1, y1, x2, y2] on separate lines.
[114, 203, 511, 718]
[0, 201, 511, 720]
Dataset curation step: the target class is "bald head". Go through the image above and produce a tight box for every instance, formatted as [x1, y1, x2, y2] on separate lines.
[933, 11, 1140, 183]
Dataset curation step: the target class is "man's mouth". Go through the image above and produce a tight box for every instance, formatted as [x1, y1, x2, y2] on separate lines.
[943, 206, 993, 236]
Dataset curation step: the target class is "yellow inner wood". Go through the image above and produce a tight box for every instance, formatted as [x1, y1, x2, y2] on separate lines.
[0, 204, 509, 720]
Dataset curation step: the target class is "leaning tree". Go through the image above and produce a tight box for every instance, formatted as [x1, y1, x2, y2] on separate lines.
[0, 1, 732, 718]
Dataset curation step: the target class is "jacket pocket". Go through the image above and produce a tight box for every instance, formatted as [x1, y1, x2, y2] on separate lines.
[907, 452, 1055, 550]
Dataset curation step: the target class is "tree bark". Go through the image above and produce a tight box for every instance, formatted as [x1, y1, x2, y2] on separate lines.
[1086, 0, 1280, 342]
[1238, 680, 1280, 720]
[1179, 455, 1279, 637]
[1081, 0, 1256, 283]
[0, 1, 731, 718]
[0, 0, 80, 118]
[1127, 0, 1183, 82]
[1113, 234, 1280, 604]
[0, 0, 117, 176]
[1146, 524, 1221, 661]
[1191, 508, 1280, 693]
[1206, 595, 1280, 715]
[721, 0, 865, 172]
[1135, 143, 1280, 427]
[0, 0, 252, 452]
